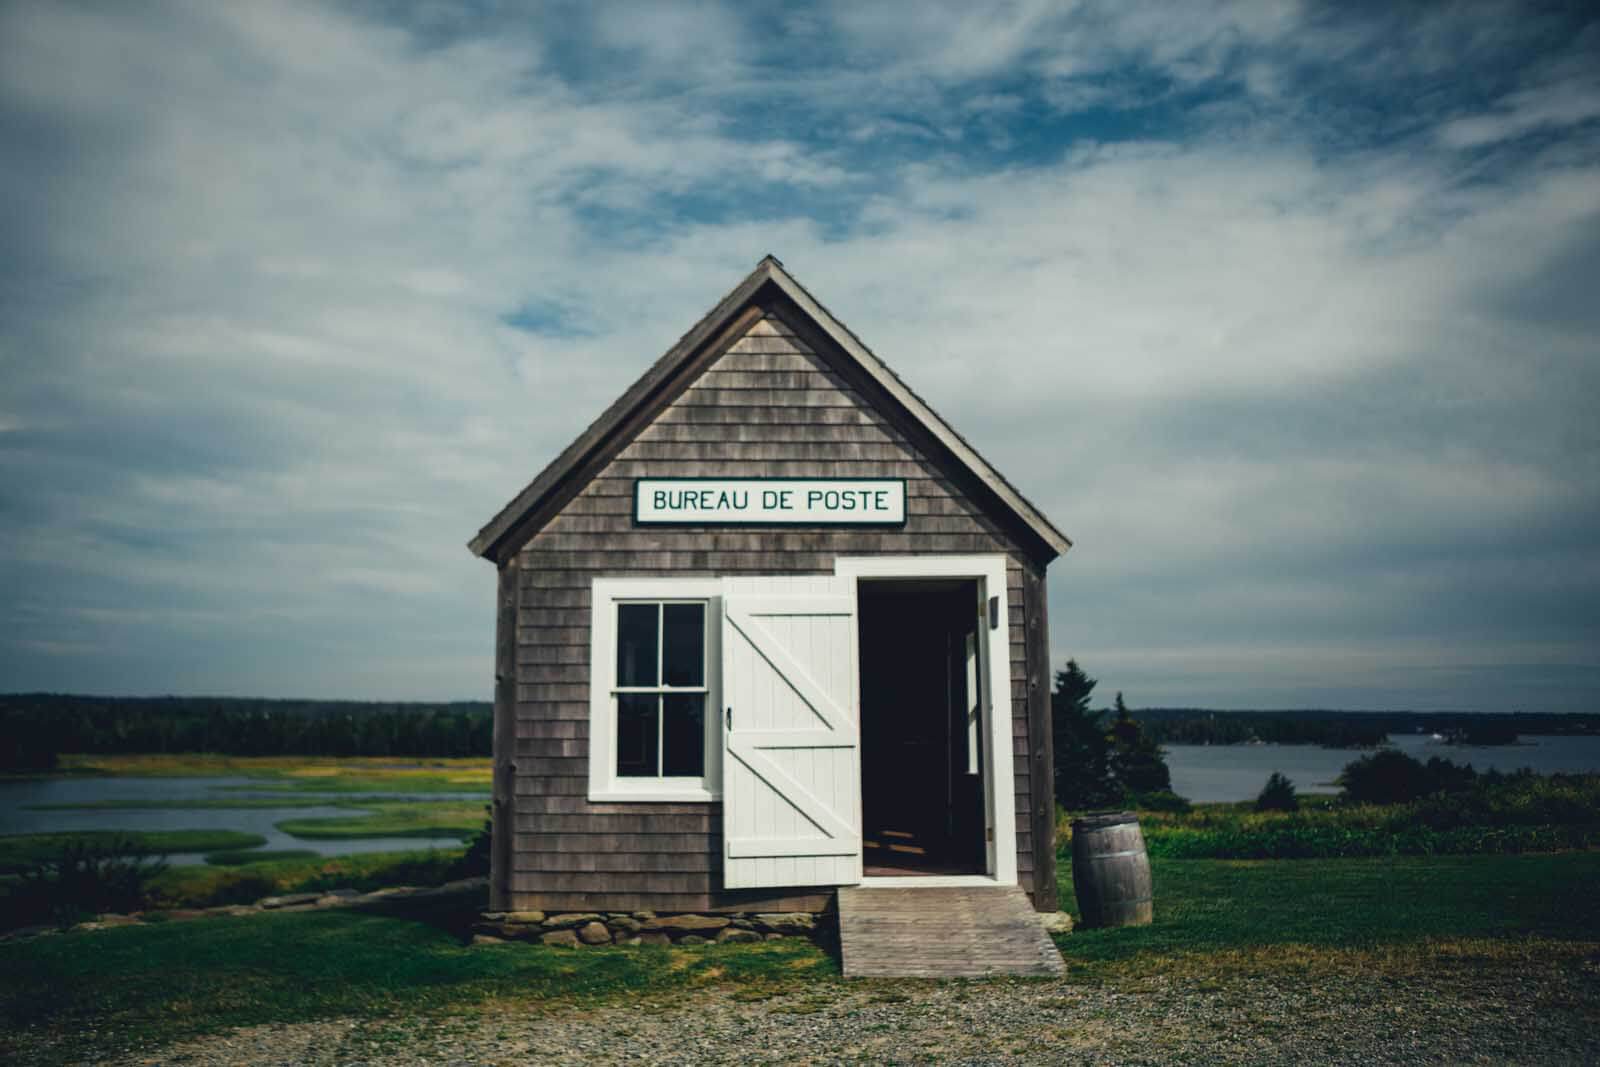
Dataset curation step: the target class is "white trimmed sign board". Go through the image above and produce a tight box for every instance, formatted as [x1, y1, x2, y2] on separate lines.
[635, 479, 905, 526]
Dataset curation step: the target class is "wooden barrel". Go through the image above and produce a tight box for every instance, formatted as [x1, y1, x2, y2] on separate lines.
[1070, 811, 1153, 928]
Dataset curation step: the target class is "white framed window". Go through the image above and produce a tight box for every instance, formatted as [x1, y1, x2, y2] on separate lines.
[588, 578, 722, 802]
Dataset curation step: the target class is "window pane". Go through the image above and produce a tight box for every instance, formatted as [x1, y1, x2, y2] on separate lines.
[661, 693, 705, 777]
[616, 694, 659, 777]
[662, 603, 705, 687]
[616, 604, 658, 687]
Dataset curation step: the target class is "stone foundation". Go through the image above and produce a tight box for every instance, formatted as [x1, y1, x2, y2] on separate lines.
[470, 909, 830, 948]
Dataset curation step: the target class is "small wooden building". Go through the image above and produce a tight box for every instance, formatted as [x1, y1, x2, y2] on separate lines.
[469, 257, 1070, 918]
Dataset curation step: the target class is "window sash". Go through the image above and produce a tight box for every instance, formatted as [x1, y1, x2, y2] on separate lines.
[612, 598, 708, 781]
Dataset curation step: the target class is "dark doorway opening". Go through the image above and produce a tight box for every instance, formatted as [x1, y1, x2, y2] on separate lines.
[858, 579, 987, 877]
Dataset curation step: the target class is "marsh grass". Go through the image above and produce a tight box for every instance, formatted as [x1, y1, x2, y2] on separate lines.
[55, 754, 491, 792]
[26, 793, 482, 854]
[201, 849, 321, 867]
[27, 796, 424, 811]
[275, 800, 483, 840]
[18, 757, 486, 868]
[0, 831, 266, 874]
[146, 848, 468, 908]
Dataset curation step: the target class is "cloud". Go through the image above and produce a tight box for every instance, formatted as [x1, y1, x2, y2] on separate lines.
[0, 0, 1596, 710]
[1439, 77, 1600, 149]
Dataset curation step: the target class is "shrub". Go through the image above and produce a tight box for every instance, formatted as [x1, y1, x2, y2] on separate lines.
[1339, 750, 1435, 804]
[1141, 820, 1600, 860]
[1338, 750, 1484, 805]
[1256, 771, 1299, 812]
[1119, 770, 1600, 861]
[450, 806, 492, 879]
[1130, 790, 1191, 813]
[3, 835, 168, 929]
[1424, 756, 1479, 794]
[168, 870, 279, 907]
[1408, 770, 1600, 830]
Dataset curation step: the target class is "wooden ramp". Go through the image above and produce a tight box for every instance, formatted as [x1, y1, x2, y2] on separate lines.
[837, 885, 1066, 978]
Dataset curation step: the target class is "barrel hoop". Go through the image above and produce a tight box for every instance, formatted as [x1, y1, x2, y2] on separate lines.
[1081, 848, 1146, 860]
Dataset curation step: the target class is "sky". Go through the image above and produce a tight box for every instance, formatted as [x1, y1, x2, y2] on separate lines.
[1, 1, 1597, 712]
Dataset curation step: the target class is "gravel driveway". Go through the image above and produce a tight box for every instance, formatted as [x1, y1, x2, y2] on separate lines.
[104, 943, 1600, 1067]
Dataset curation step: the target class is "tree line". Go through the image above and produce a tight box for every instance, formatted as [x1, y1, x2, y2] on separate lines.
[1135, 707, 1598, 745]
[1141, 714, 1388, 748]
[0, 695, 492, 769]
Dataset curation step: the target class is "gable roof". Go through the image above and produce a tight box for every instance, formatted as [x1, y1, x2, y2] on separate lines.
[468, 256, 1072, 563]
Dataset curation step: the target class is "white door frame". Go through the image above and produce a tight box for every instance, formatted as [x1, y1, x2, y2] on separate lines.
[834, 555, 1018, 889]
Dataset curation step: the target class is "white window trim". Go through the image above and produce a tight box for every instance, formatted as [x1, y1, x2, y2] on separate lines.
[832, 555, 1019, 889]
[588, 577, 723, 803]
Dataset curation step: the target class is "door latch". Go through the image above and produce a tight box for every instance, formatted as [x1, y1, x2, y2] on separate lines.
[725, 706, 732, 731]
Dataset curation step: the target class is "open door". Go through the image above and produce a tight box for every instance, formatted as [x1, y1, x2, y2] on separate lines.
[857, 579, 988, 876]
[721, 575, 862, 889]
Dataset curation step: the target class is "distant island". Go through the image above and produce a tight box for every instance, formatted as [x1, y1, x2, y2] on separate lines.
[1135, 708, 1599, 748]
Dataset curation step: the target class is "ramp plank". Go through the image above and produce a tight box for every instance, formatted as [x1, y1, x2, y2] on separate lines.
[837, 885, 1065, 978]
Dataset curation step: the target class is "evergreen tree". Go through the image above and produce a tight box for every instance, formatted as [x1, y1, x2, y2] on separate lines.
[1106, 691, 1173, 797]
[1050, 661, 1118, 810]
[1256, 771, 1299, 812]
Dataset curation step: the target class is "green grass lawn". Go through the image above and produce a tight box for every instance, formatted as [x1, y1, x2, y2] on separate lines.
[0, 908, 829, 1064]
[4, 850, 1596, 1065]
[0, 831, 268, 874]
[1054, 851, 1600, 978]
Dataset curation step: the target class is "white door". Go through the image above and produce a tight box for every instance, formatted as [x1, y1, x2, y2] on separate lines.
[721, 575, 862, 889]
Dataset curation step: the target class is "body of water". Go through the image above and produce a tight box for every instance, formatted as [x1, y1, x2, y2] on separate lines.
[7, 735, 1598, 852]
[0, 775, 476, 864]
[1166, 733, 1600, 803]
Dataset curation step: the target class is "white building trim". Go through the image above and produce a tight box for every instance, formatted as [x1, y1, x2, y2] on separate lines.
[587, 577, 723, 803]
[833, 554, 1019, 889]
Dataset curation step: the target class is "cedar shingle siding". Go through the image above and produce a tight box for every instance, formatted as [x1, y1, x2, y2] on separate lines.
[504, 310, 1055, 914]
